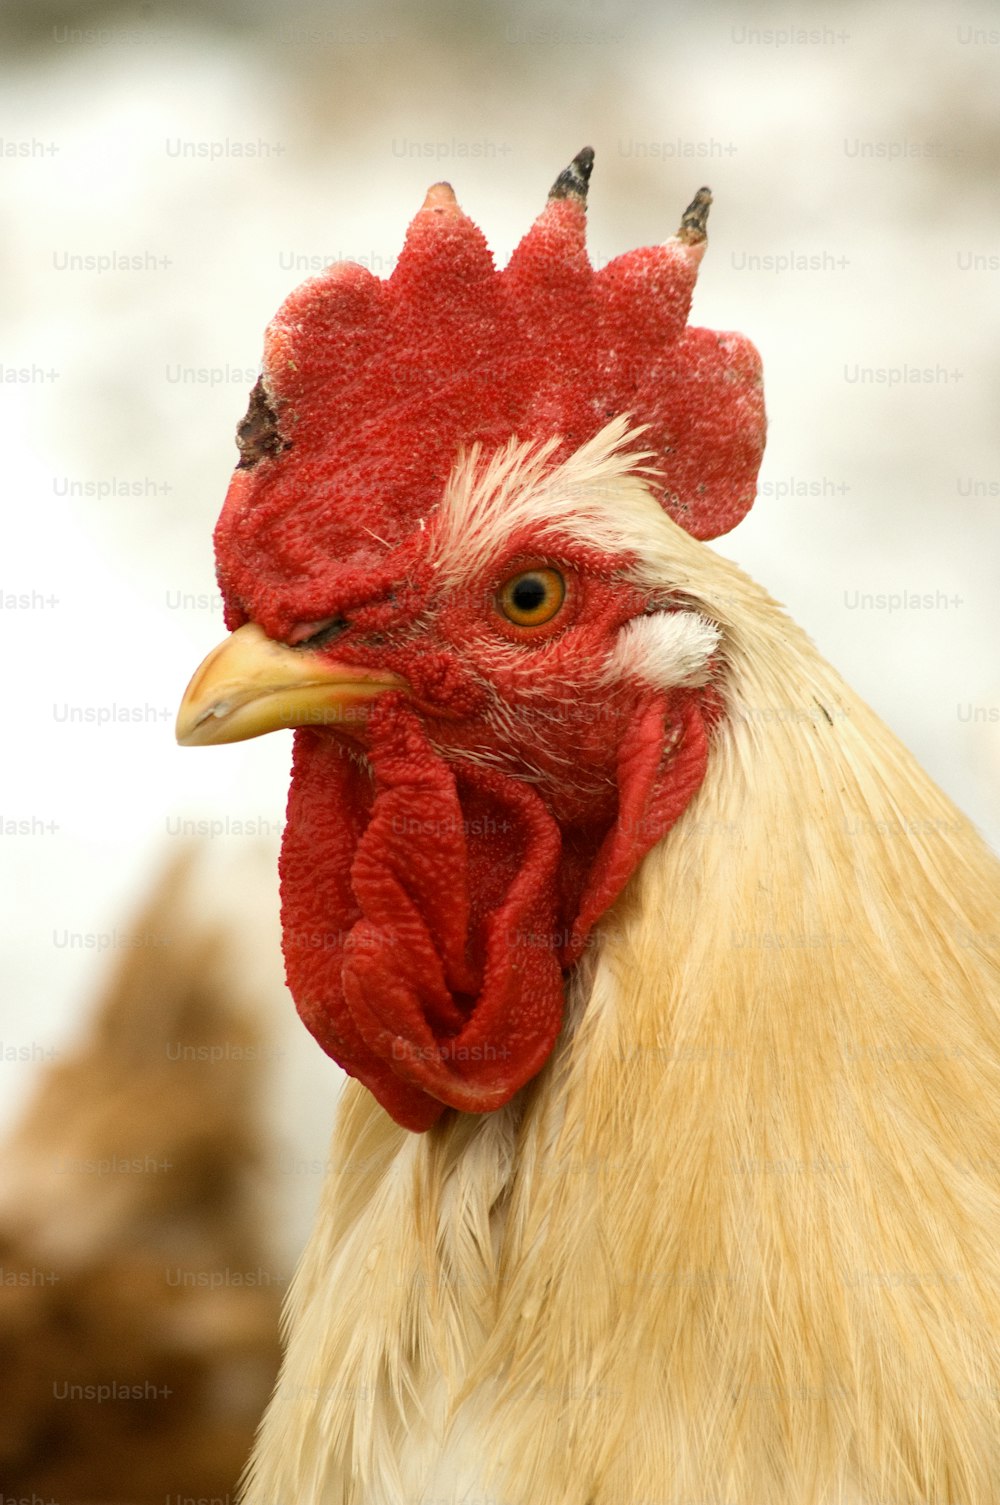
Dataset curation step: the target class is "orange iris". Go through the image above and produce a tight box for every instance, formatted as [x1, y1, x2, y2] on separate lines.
[496, 568, 566, 628]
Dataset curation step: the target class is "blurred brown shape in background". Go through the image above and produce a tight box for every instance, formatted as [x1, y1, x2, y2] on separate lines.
[0, 851, 283, 1504]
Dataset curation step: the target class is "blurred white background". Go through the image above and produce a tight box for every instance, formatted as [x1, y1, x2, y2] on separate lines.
[1, 0, 998, 1245]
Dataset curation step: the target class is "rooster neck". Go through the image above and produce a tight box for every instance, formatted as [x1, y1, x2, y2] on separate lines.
[244, 550, 1000, 1505]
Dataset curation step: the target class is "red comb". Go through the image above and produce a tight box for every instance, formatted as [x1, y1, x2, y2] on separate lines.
[216, 150, 765, 628]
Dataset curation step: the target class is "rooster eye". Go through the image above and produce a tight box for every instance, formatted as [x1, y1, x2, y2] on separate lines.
[496, 568, 566, 628]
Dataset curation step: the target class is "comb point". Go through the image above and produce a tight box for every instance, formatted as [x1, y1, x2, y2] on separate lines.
[420, 181, 460, 214]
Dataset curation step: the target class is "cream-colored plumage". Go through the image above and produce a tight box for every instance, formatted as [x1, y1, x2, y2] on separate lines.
[242, 430, 1000, 1505]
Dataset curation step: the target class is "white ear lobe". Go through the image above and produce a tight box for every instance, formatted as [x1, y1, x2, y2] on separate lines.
[601, 611, 721, 690]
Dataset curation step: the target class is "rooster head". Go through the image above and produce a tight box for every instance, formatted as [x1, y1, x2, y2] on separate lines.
[176, 149, 766, 1130]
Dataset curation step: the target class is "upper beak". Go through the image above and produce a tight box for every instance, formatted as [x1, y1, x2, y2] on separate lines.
[175, 621, 408, 747]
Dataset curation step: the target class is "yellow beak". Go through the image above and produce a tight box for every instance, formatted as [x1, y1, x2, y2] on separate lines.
[175, 622, 408, 747]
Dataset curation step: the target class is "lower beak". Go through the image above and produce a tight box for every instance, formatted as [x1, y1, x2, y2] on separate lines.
[175, 622, 408, 747]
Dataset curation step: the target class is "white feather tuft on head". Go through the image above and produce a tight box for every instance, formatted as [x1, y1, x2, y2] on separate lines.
[600, 610, 721, 691]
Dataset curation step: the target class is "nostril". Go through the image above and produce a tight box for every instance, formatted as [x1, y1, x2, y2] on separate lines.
[288, 617, 349, 649]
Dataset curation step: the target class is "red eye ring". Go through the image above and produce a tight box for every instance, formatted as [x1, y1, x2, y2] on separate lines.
[496, 567, 566, 628]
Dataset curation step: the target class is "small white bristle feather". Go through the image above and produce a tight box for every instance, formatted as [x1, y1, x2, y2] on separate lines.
[600, 610, 721, 690]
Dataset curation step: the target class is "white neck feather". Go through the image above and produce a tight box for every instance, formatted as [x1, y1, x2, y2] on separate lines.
[244, 518, 1000, 1505]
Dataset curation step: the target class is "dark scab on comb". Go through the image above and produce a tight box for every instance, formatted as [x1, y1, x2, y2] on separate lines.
[676, 186, 712, 246]
[235, 377, 291, 469]
[548, 147, 595, 205]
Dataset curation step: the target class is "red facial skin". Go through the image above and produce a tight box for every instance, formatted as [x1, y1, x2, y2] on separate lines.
[232, 523, 710, 1132]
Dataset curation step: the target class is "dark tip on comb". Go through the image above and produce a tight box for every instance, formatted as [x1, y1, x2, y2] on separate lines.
[676, 186, 712, 245]
[235, 376, 290, 469]
[548, 146, 595, 204]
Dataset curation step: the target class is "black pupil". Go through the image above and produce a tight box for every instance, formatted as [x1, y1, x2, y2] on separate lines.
[512, 575, 547, 613]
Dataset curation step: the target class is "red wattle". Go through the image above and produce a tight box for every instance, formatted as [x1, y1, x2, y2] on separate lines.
[279, 691, 709, 1131]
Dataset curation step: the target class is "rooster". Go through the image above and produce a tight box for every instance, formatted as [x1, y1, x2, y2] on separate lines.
[176, 149, 1000, 1505]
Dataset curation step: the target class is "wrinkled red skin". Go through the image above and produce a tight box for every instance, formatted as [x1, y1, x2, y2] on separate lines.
[281, 697, 709, 1130]
[212, 184, 764, 1130]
